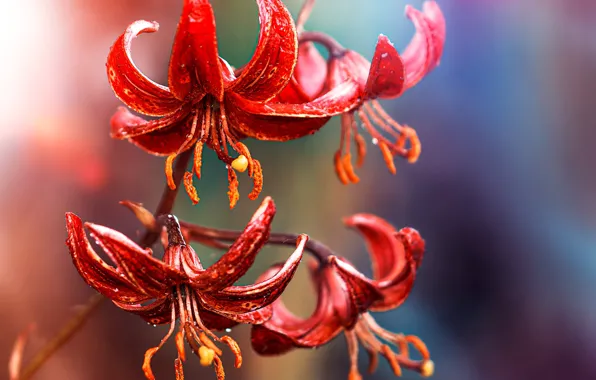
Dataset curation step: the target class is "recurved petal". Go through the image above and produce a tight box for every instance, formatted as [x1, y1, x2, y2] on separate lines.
[402, 1, 445, 89]
[327, 256, 383, 319]
[276, 43, 327, 103]
[228, 0, 298, 101]
[107, 20, 182, 116]
[113, 297, 173, 325]
[86, 222, 184, 295]
[225, 81, 360, 141]
[187, 197, 276, 292]
[110, 104, 192, 140]
[201, 306, 273, 329]
[343, 214, 424, 311]
[198, 235, 307, 314]
[65, 213, 149, 303]
[364, 35, 405, 99]
[169, 0, 224, 101]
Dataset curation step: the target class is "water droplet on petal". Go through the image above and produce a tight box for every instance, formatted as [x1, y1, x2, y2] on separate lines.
[225, 328, 232, 333]
[372, 138, 379, 145]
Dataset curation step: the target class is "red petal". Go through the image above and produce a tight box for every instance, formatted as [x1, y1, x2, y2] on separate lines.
[198, 235, 306, 314]
[228, 0, 298, 101]
[202, 306, 273, 328]
[107, 20, 182, 116]
[169, 0, 224, 101]
[402, 1, 445, 89]
[225, 81, 360, 141]
[343, 214, 422, 311]
[65, 213, 149, 304]
[110, 104, 191, 139]
[327, 256, 383, 319]
[364, 35, 405, 99]
[86, 222, 184, 295]
[187, 197, 276, 291]
[113, 297, 173, 325]
[111, 107, 201, 156]
[251, 261, 343, 355]
[276, 43, 327, 103]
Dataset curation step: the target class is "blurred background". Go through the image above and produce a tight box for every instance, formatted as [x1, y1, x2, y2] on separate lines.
[1, 0, 595, 379]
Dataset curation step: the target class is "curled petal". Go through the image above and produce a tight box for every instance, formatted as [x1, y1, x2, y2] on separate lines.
[110, 104, 192, 139]
[364, 35, 405, 99]
[327, 256, 383, 319]
[85, 222, 184, 295]
[170, 0, 224, 100]
[343, 214, 422, 311]
[251, 261, 343, 355]
[276, 43, 327, 103]
[403, 1, 445, 89]
[187, 197, 276, 291]
[107, 20, 182, 116]
[228, 0, 298, 101]
[113, 297, 173, 325]
[200, 306, 273, 329]
[199, 235, 307, 314]
[65, 213, 149, 303]
[226, 81, 360, 141]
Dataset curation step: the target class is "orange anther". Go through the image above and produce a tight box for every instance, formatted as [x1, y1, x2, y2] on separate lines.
[221, 336, 242, 368]
[183, 172, 199, 205]
[165, 154, 177, 190]
[227, 168, 240, 209]
[248, 159, 263, 201]
[378, 141, 397, 175]
[342, 153, 360, 184]
[334, 151, 350, 185]
[193, 142, 204, 179]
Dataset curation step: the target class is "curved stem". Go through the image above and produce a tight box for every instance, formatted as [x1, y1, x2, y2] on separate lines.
[14, 152, 192, 380]
[181, 222, 336, 263]
[18, 293, 104, 380]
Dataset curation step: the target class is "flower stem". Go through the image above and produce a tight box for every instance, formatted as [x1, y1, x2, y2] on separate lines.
[18, 293, 103, 380]
[181, 222, 335, 263]
[14, 151, 192, 379]
[299, 31, 346, 58]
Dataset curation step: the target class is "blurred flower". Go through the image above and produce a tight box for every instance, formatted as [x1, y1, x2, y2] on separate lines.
[250, 214, 433, 380]
[65, 197, 307, 380]
[278, 0, 445, 183]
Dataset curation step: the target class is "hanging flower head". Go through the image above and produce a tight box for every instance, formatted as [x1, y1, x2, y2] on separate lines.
[65, 197, 307, 380]
[248, 214, 432, 380]
[107, 0, 299, 208]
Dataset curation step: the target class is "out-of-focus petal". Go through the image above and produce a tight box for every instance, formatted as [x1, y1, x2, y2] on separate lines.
[344, 214, 423, 311]
[113, 297, 173, 325]
[327, 256, 383, 318]
[228, 0, 298, 101]
[107, 20, 182, 116]
[65, 213, 149, 304]
[187, 197, 276, 291]
[364, 35, 405, 99]
[402, 1, 445, 89]
[169, 0, 224, 100]
[226, 81, 360, 141]
[86, 222, 184, 295]
[276, 43, 327, 103]
[198, 235, 307, 314]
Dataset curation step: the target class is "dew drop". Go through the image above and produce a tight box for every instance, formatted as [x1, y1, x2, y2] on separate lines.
[372, 138, 379, 145]
[381, 53, 388, 58]
[225, 328, 232, 333]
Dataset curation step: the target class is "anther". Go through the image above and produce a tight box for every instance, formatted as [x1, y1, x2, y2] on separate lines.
[198, 346, 215, 367]
[420, 360, 435, 377]
[231, 155, 249, 172]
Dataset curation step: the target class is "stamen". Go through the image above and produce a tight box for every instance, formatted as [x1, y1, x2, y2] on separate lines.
[221, 336, 242, 368]
[213, 356, 226, 380]
[227, 168, 240, 209]
[231, 155, 249, 172]
[420, 360, 435, 377]
[405, 335, 430, 360]
[334, 150, 350, 185]
[248, 159, 263, 200]
[198, 332, 223, 356]
[165, 154, 177, 190]
[345, 330, 362, 380]
[175, 331, 186, 362]
[234, 142, 254, 176]
[378, 141, 397, 175]
[198, 346, 216, 367]
[142, 307, 177, 380]
[183, 172, 200, 205]
[381, 345, 403, 377]
[296, 0, 316, 33]
[193, 142, 204, 179]
[174, 357, 184, 380]
[353, 130, 367, 168]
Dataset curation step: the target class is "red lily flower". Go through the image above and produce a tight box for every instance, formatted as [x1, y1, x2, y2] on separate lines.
[276, 0, 446, 183]
[65, 197, 307, 380]
[249, 214, 433, 380]
[107, 0, 299, 208]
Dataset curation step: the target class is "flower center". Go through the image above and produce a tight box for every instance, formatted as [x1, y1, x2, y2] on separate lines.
[164, 96, 263, 208]
[345, 312, 433, 380]
[142, 284, 242, 380]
